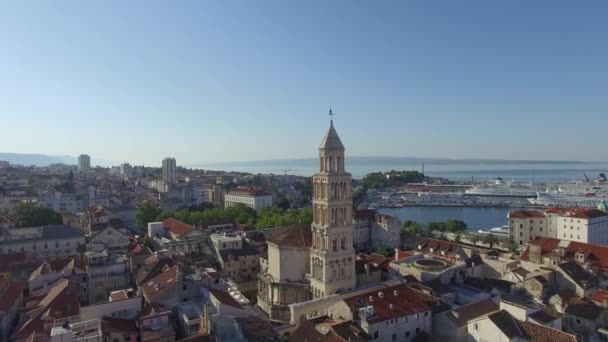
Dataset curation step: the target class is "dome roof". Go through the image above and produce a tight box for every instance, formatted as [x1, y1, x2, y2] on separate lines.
[319, 120, 345, 151]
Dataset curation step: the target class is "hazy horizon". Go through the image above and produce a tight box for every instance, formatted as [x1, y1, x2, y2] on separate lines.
[2, 1, 608, 164]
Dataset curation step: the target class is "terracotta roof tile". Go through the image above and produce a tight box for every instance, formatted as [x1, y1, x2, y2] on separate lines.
[264, 223, 312, 248]
[208, 287, 244, 310]
[509, 210, 546, 219]
[141, 264, 180, 303]
[446, 298, 499, 327]
[518, 321, 577, 342]
[163, 218, 193, 236]
[342, 284, 431, 323]
[13, 279, 80, 339]
[0, 278, 24, 313]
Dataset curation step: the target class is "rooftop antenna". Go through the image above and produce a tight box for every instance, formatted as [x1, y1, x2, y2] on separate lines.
[422, 161, 425, 175]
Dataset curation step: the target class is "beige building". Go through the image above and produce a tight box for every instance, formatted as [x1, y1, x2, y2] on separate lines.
[257, 118, 358, 320]
[509, 207, 608, 246]
[310, 119, 356, 298]
[257, 224, 312, 321]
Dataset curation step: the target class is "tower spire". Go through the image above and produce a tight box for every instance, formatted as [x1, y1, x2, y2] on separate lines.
[329, 106, 334, 122]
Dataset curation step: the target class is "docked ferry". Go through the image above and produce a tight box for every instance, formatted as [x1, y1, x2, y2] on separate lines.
[464, 178, 539, 198]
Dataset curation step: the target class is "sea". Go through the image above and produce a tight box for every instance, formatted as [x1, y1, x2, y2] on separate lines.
[379, 206, 517, 231]
[193, 157, 608, 183]
[194, 157, 608, 231]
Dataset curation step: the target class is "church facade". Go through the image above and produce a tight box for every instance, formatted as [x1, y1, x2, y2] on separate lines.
[257, 118, 356, 320]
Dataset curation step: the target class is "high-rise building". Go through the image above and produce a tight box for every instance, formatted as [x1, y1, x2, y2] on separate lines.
[162, 157, 177, 184]
[309, 119, 356, 298]
[78, 154, 91, 171]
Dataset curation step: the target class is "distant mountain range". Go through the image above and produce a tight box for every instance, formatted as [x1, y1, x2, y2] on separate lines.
[0, 153, 588, 169]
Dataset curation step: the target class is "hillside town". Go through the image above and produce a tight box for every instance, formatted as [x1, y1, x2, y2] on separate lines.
[0, 120, 606, 342]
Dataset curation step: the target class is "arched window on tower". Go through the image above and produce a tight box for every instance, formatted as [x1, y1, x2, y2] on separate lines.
[341, 237, 345, 249]
[332, 239, 337, 251]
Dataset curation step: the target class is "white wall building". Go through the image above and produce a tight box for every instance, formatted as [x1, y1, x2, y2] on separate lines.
[38, 192, 83, 214]
[509, 207, 608, 246]
[224, 188, 272, 212]
[0, 225, 84, 258]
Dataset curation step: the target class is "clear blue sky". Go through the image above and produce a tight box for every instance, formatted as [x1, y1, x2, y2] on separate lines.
[1, 1, 607, 166]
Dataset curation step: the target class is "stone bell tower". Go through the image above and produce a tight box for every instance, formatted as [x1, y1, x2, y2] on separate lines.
[309, 112, 356, 298]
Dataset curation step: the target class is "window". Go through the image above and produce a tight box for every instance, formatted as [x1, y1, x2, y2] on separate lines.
[392, 333, 396, 341]
[374, 331, 379, 339]
[474, 323, 479, 331]
[405, 331, 410, 337]
[33, 244, 37, 251]
[66, 241, 70, 247]
[44, 242, 48, 250]
[424, 311, 429, 317]
[416, 328, 420, 335]
[333, 239, 337, 251]
[55, 241, 59, 248]
[415, 313, 419, 320]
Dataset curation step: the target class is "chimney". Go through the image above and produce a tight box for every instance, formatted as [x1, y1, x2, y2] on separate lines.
[394, 248, 400, 261]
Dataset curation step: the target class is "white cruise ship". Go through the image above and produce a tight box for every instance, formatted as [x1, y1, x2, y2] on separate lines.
[464, 178, 540, 198]
[528, 191, 608, 207]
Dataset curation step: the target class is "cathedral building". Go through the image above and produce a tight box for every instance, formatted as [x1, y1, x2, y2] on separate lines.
[257, 117, 356, 320]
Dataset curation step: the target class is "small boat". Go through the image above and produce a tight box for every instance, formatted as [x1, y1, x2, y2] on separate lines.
[478, 225, 509, 237]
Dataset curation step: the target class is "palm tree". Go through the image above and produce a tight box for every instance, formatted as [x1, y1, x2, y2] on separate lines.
[468, 233, 481, 246]
[482, 234, 499, 249]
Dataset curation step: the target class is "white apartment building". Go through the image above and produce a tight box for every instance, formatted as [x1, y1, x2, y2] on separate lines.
[509, 207, 608, 246]
[0, 224, 85, 258]
[224, 188, 272, 212]
[162, 157, 177, 184]
[78, 154, 91, 172]
[38, 192, 83, 214]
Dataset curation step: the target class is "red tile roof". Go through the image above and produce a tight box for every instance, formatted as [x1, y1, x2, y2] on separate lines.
[509, 210, 546, 219]
[163, 218, 193, 236]
[522, 237, 608, 272]
[127, 242, 152, 257]
[264, 223, 312, 248]
[13, 279, 80, 339]
[141, 264, 180, 303]
[394, 249, 415, 261]
[0, 278, 24, 313]
[342, 284, 431, 323]
[110, 290, 129, 302]
[208, 287, 244, 310]
[546, 207, 608, 219]
[591, 289, 608, 304]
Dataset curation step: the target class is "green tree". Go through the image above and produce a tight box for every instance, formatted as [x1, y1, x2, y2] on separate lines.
[136, 202, 162, 229]
[508, 239, 520, 255]
[453, 232, 462, 243]
[371, 246, 394, 258]
[14, 204, 62, 227]
[401, 220, 421, 238]
[468, 233, 481, 246]
[482, 234, 499, 249]
[276, 195, 291, 210]
[427, 221, 447, 238]
[446, 219, 467, 234]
